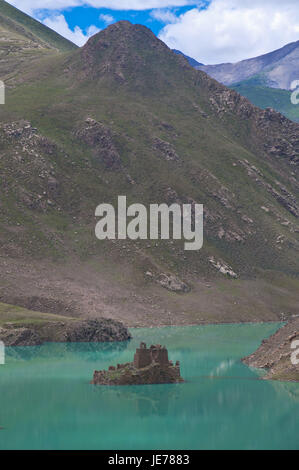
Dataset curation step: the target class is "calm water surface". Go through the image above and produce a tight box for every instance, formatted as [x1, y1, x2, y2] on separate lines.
[0, 323, 298, 450]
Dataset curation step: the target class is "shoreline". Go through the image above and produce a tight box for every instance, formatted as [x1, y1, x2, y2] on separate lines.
[3, 319, 297, 384]
[0, 317, 131, 347]
[2, 318, 284, 349]
[129, 320, 284, 329]
[243, 317, 299, 383]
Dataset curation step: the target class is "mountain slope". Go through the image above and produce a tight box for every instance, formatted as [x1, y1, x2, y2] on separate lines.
[0, 0, 77, 52]
[189, 41, 299, 122]
[0, 0, 77, 83]
[0, 21, 298, 326]
[231, 80, 299, 123]
[172, 49, 203, 67]
[197, 40, 299, 89]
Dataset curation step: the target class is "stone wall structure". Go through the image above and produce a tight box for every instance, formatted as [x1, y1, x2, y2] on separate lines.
[92, 342, 183, 385]
[133, 343, 170, 369]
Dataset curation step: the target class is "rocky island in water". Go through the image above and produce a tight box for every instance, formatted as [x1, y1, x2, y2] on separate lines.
[91, 342, 184, 385]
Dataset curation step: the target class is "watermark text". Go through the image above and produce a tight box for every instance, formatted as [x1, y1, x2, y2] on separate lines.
[0, 341, 5, 365]
[290, 80, 299, 105]
[0, 80, 5, 105]
[291, 340, 299, 366]
[95, 196, 203, 251]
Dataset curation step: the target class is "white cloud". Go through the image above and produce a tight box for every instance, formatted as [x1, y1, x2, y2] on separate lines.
[8, 0, 299, 63]
[99, 13, 114, 24]
[43, 14, 100, 46]
[150, 9, 178, 24]
[9, 1, 81, 14]
[86, 24, 101, 36]
[8, 0, 195, 15]
[158, 0, 299, 64]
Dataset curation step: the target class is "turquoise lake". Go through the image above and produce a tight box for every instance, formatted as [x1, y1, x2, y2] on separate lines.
[0, 323, 298, 450]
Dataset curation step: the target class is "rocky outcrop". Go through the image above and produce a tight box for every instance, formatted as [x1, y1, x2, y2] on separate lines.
[157, 273, 190, 293]
[0, 121, 64, 212]
[92, 342, 184, 385]
[238, 159, 299, 217]
[0, 319, 131, 347]
[0, 325, 42, 347]
[243, 318, 299, 382]
[205, 80, 299, 165]
[75, 118, 121, 169]
[145, 271, 190, 293]
[209, 257, 238, 278]
[2, 121, 58, 156]
[153, 137, 180, 162]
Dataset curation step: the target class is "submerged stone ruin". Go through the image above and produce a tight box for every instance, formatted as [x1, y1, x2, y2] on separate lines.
[91, 342, 184, 385]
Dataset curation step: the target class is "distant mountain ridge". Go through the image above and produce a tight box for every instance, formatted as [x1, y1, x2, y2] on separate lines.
[196, 40, 299, 90]
[172, 49, 203, 67]
[177, 40, 299, 122]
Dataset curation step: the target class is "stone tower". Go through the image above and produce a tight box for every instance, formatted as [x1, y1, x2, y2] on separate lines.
[133, 343, 170, 369]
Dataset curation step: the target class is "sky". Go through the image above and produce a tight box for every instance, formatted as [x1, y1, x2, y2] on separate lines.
[7, 0, 299, 64]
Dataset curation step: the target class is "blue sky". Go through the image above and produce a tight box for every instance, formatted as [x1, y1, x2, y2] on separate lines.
[62, 4, 196, 36]
[8, 1, 299, 64]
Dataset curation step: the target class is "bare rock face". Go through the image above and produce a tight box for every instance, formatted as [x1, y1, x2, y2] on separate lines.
[0, 319, 131, 347]
[92, 342, 184, 385]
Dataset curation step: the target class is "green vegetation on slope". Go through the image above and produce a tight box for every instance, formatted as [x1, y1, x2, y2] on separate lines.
[0, 21, 298, 324]
[0, 302, 74, 326]
[232, 81, 299, 123]
[0, 0, 77, 52]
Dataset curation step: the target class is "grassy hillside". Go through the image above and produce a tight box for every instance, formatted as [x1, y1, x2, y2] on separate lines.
[0, 21, 298, 325]
[0, 302, 74, 326]
[232, 80, 299, 123]
[0, 0, 77, 52]
[0, 0, 77, 84]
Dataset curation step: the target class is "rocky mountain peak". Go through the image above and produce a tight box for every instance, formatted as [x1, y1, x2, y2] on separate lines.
[83, 20, 166, 52]
[78, 20, 190, 84]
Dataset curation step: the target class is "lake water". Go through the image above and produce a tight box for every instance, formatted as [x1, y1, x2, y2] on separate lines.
[0, 323, 298, 450]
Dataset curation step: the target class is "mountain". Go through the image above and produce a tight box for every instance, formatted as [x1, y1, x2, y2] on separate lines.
[172, 49, 203, 67]
[193, 41, 299, 122]
[0, 20, 298, 327]
[231, 80, 299, 123]
[197, 40, 299, 89]
[0, 0, 77, 83]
